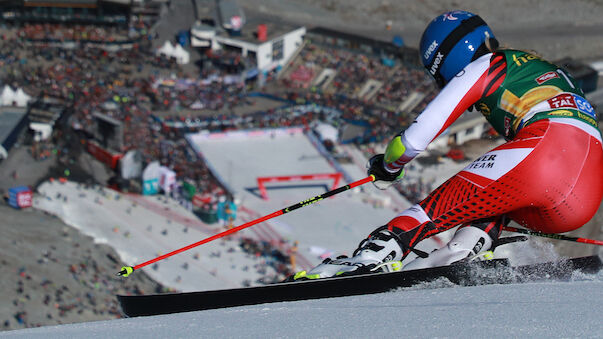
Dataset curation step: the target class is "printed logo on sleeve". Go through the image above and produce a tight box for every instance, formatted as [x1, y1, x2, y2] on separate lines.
[503, 116, 512, 137]
[572, 94, 596, 118]
[535, 71, 559, 84]
[548, 94, 577, 110]
[546, 93, 596, 118]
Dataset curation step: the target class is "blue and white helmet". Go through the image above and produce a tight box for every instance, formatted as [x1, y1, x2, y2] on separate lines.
[420, 10, 495, 87]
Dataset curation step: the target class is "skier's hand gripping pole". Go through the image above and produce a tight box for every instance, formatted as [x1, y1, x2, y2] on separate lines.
[117, 175, 375, 277]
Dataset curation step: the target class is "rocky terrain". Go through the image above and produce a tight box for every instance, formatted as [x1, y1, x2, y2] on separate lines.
[241, 0, 603, 62]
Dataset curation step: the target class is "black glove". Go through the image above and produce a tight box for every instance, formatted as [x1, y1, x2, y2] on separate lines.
[367, 154, 404, 189]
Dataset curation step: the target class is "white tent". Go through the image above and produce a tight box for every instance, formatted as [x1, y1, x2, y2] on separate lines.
[156, 41, 190, 64]
[1, 85, 15, 106]
[142, 161, 160, 181]
[120, 150, 143, 180]
[157, 41, 175, 58]
[30, 122, 53, 141]
[190, 100, 204, 110]
[15, 88, 32, 107]
[173, 44, 190, 64]
[142, 161, 161, 195]
[314, 123, 339, 143]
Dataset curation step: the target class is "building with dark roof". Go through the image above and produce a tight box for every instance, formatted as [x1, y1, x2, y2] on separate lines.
[191, 16, 305, 74]
[0, 106, 28, 159]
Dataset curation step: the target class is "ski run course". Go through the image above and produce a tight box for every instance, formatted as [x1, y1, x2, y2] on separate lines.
[23, 127, 603, 337]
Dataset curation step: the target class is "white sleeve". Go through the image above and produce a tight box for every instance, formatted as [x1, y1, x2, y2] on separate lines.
[401, 54, 492, 158]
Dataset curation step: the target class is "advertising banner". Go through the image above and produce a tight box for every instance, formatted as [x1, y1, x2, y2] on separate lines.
[142, 178, 159, 195]
[8, 186, 32, 209]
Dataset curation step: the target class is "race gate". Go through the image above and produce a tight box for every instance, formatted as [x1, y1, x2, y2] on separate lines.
[257, 173, 343, 200]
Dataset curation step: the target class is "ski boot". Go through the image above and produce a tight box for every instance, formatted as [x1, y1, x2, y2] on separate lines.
[291, 227, 405, 280]
[402, 225, 497, 271]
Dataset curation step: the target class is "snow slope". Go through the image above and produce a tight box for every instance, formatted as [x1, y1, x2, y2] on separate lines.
[32, 128, 422, 293]
[189, 128, 427, 263]
[4, 271, 602, 338]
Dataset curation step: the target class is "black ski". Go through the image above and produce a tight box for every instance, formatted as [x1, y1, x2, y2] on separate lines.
[118, 255, 602, 317]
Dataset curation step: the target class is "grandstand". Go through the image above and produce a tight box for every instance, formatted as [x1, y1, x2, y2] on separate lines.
[0, 0, 132, 26]
[277, 27, 437, 113]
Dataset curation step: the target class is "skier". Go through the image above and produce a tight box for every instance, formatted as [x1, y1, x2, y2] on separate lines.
[299, 10, 603, 279]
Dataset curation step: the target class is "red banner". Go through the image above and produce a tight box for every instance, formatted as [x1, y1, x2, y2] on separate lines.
[192, 193, 213, 207]
[86, 141, 123, 169]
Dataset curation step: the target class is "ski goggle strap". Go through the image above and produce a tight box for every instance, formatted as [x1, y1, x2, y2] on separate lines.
[426, 15, 488, 87]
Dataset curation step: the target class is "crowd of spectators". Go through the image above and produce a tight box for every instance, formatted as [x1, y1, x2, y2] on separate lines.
[374, 65, 436, 109]
[2, 219, 164, 330]
[278, 41, 438, 110]
[2, 22, 229, 200]
[150, 40, 439, 203]
[331, 52, 390, 97]
[239, 237, 293, 284]
[395, 175, 435, 204]
[1, 16, 442, 225]
[18, 22, 142, 44]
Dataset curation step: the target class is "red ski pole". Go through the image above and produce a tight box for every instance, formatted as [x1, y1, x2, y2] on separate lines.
[503, 226, 603, 246]
[118, 175, 375, 277]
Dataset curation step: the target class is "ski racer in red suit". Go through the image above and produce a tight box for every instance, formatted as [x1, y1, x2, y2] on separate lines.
[299, 10, 603, 279]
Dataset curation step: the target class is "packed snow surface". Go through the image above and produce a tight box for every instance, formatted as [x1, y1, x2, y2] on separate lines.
[4, 274, 603, 338]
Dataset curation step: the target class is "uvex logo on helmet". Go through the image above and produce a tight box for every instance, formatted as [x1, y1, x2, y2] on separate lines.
[424, 40, 438, 60]
[430, 52, 444, 75]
